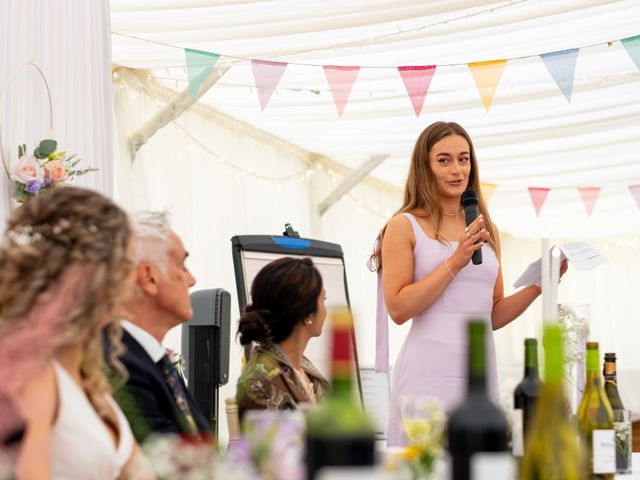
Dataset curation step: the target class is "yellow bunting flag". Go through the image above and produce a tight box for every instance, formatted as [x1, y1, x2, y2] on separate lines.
[480, 182, 497, 204]
[468, 60, 507, 112]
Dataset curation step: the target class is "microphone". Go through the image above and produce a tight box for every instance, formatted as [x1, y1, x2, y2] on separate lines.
[461, 190, 482, 265]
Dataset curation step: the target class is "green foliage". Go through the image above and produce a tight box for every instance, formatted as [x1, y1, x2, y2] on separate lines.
[34, 139, 57, 159]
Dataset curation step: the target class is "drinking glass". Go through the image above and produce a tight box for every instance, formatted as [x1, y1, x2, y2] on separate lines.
[399, 395, 445, 447]
[613, 409, 632, 474]
[242, 410, 305, 480]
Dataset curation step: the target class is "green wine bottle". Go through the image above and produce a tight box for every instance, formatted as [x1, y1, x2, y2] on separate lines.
[305, 308, 376, 480]
[447, 321, 511, 480]
[577, 342, 616, 480]
[513, 338, 540, 457]
[602, 353, 624, 411]
[518, 325, 587, 480]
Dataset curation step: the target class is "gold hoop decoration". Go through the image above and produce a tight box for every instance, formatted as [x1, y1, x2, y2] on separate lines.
[0, 61, 54, 181]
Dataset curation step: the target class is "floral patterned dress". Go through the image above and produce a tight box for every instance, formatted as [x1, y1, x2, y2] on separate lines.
[236, 343, 329, 421]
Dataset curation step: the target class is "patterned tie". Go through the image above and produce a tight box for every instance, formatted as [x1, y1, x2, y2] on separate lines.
[157, 354, 199, 436]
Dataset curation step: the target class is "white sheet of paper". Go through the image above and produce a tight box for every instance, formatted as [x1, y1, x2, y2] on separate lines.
[558, 242, 609, 271]
[359, 367, 390, 439]
[513, 242, 608, 288]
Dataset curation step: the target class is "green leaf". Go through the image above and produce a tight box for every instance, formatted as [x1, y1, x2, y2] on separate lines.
[34, 148, 47, 159]
[38, 139, 57, 156]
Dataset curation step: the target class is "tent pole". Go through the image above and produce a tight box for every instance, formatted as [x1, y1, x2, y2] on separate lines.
[126, 65, 231, 161]
[318, 154, 390, 216]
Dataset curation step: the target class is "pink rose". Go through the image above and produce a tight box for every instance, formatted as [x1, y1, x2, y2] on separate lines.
[11, 156, 44, 184]
[44, 160, 68, 182]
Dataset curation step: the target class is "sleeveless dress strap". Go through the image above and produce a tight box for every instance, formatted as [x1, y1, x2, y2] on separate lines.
[373, 213, 417, 373]
[375, 267, 389, 373]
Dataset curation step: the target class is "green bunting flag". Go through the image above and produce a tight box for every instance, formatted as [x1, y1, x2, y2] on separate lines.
[185, 48, 220, 99]
[621, 35, 640, 70]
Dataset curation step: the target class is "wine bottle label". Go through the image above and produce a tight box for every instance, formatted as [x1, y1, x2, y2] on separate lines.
[314, 466, 379, 479]
[470, 452, 515, 480]
[592, 429, 616, 474]
[511, 409, 524, 457]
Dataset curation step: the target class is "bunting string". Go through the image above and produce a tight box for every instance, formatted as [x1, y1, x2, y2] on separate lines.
[113, 31, 640, 113]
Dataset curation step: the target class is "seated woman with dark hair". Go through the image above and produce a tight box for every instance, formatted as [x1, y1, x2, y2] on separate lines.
[236, 257, 330, 420]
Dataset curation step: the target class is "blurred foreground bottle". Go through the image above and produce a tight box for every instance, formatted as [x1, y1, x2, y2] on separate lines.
[305, 308, 375, 480]
[602, 353, 624, 411]
[578, 342, 615, 480]
[513, 338, 540, 457]
[447, 320, 511, 480]
[518, 325, 586, 480]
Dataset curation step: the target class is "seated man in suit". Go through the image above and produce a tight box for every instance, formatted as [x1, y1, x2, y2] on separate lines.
[108, 211, 211, 442]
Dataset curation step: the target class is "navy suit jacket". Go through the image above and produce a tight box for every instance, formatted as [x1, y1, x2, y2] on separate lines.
[110, 330, 212, 442]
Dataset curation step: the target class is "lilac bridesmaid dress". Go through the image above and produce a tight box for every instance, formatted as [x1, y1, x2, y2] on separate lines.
[386, 213, 499, 446]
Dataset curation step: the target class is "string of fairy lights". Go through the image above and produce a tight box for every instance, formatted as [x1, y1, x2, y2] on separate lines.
[113, 70, 640, 224]
[114, 70, 402, 220]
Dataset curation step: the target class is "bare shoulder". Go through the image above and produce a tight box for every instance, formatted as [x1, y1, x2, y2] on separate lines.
[385, 212, 417, 238]
[13, 363, 57, 426]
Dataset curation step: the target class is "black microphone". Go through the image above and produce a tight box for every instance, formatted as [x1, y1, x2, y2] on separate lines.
[461, 190, 482, 265]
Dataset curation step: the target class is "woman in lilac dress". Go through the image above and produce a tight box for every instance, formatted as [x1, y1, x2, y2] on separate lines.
[371, 122, 566, 446]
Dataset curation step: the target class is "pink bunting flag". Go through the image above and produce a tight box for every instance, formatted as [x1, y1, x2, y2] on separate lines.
[397, 65, 436, 117]
[528, 187, 550, 217]
[629, 184, 640, 210]
[323, 66, 360, 117]
[251, 60, 288, 110]
[578, 187, 600, 216]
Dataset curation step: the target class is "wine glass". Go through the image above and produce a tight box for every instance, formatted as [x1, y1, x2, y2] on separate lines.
[399, 395, 445, 447]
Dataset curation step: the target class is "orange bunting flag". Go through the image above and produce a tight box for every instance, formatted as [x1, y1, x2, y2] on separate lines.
[398, 65, 436, 117]
[578, 187, 601, 216]
[323, 66, 360, 117]
[480, 182, 497, 204]
[528, 187, 550, 217]
[468, 60, 507, 112]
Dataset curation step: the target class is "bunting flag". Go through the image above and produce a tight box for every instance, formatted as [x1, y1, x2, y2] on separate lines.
[630, 185, 640, 210]
[397, 65, 436, 117]
[540, 48, 580, 103]
[578, 186, 601, 216]
[468, 60, 507, 112]
[480, 182, 497, 204]
[621, 35, 640, 70]
[251, 60, 288, 110]
[528, 187, 550, 217]
[185, 48, 220, 99]
[323, 66, 360, 117]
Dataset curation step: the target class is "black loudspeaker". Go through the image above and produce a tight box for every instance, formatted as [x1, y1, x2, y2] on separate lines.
[181, 288, 231, 437]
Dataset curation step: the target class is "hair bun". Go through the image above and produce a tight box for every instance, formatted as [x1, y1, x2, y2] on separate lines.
[237, 308, 271, 345]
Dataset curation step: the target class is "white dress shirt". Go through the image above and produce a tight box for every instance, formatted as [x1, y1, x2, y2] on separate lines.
[121, 320, 165, 363]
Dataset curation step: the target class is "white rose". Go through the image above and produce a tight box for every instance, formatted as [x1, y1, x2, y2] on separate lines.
[11, 156, 44, 184]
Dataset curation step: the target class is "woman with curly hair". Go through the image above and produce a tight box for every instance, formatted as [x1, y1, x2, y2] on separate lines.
[235, 257, 330, 421]
[0, 187, 153, 479]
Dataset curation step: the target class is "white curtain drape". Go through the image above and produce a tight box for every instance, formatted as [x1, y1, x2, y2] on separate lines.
[114, 73, 640, 444]
[0, 0, 114, 227]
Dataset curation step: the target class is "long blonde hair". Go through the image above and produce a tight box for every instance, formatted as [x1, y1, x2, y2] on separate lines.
[370, 121, 495, 271]
[0, 187, 132, 419]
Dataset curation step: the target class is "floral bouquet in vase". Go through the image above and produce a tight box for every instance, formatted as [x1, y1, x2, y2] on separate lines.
[9, 139, 97, 204]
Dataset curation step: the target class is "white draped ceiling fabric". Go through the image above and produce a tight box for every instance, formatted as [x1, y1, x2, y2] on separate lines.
[109, 1, 640, 442]
[111, 0, 640, 238]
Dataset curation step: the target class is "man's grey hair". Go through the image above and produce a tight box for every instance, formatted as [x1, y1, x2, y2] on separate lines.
[130, 210, 172, 271]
